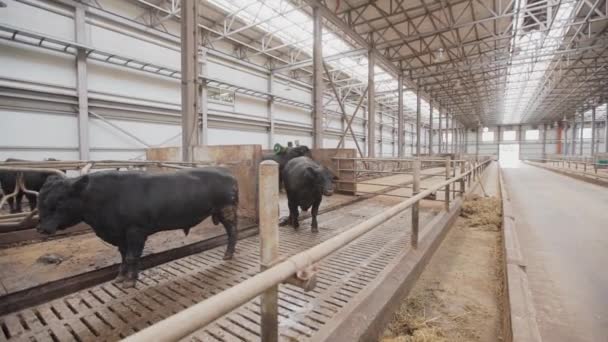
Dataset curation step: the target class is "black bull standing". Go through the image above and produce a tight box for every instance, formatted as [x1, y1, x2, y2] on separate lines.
[37, 167, 239, 288]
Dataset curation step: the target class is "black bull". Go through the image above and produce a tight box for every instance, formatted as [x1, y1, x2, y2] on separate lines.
[37, 167, 239, 288]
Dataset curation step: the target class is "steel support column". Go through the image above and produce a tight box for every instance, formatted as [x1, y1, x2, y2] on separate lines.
[497, 126, 501, 158]
[605, 103, 608, 153]
[571, 118, 576, 155]
[199, 47, 208, 145]
[518, 125, 523, 160]
[267, 73, 275, 148]
[437, 109, 443, 154]
[579, 113, 584, 155]
[429, 101, 433, 156]
[181, 0, 200, 162]
[397, 75, 404, 158]
[563, 119, 568, 155]
[367, 50, 375, 157]
[415, 84, 421, 156]
[475, 128, 479, 159]
[312, 6, 324, 149]
[591, 106, 596, 155]
[542, 124, 547, 158]
[75, 5, 89, 160]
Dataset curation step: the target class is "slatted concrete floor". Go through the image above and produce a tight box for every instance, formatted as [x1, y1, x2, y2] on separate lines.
[0, 197, 439, 342]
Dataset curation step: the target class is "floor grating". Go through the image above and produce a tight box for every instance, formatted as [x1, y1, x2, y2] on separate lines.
[0, 198, 438, 341]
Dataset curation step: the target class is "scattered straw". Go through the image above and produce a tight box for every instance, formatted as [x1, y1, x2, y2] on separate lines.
[460, 195, 502, 231]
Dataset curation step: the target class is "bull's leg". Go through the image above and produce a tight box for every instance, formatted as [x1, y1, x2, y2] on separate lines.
[311, 199, 321, 233]
[288, 200, 299, 229]
[27, 194, 37, 211]
[218, 206, 238, 260]
[7, 197, 16, 213]
[115, 245, 128, 283]
[123, 229, 146, 289]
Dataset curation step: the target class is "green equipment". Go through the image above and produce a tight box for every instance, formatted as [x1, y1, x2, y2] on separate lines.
[273, 143, 287, 155]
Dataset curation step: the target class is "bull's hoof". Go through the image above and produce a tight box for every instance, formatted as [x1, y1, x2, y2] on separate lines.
[223, 252, 234, 260]
[114, 274, 127, 283]
[122, 279, 136, 289]
[311, 227, 319, 233]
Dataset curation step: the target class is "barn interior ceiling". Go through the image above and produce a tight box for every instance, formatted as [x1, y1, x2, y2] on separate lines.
[135, 0, 608, 127]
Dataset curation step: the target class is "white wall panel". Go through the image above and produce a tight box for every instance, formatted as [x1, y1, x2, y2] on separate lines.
[89, 26, 180, 69]
[234, 95, 267, 118]
[0, 43, 76, 89]
[274, 134, 312, 148]
[0, 110, 78, 148]
[0, 1, 74, 40]
[274, 103, 311, 124]
[89, 118, 181, 149]
[207, 63, 266, 91]
[87, 61, 180, 104]
[208, 128, 268, 149]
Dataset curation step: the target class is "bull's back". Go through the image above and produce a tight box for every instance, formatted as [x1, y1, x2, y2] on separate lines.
[84, 169, 236, 230]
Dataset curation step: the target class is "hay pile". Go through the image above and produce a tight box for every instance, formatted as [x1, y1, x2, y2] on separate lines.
[381, 289, 483, 342]
[460, 195, 502, 231]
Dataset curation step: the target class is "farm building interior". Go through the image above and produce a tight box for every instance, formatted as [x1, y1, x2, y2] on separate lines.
[0, 0, 607, 341]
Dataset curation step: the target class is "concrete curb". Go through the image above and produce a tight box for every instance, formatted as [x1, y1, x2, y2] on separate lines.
[499, 169, 543, 342]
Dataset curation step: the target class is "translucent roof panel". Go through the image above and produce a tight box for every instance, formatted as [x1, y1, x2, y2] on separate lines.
[208, 0, 432, 122]
[500, 1, 576, 124]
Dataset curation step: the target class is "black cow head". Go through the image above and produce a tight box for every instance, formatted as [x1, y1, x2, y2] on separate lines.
[37, 175, 89, 235]
[306, 166, 339, 196]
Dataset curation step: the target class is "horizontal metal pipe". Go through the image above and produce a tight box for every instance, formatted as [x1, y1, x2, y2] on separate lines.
[123, 159, 491, 342]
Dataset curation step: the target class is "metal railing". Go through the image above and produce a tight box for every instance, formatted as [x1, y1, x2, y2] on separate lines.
[122, 157, 492, 342]
[526, 158, 608, 181]
[332, 156, 486, 199]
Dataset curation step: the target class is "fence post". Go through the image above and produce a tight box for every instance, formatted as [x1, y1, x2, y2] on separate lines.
[467, 161, 472, 188]
[259, 160, 279, 342]
[460, 161, 465, 196]
[411, 159, 420, 248]
[445, 157, 451, 211]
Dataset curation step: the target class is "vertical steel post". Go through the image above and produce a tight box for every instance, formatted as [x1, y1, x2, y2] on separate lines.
[267, 73, 275, 148]
[429, 101, 433, 156]
[591, 106, 595, 155]
[181, 0, 200, 162]
[460, 161, 465, 196]
[416, 84, 421, 157]
[397, 75, 404, 158]
[199, 47, 208, 145]
[367, 50, 375, 157]
[75, 5, 89, 160]
[542, 124, 547, 159]
[571, 118, 576, 155]
[497, 126, 501, 159]
[438, 110, 443, 154]
[476, 127, 480, 160]
[579, 113, 584, 155]
[411, 159, 420, 248]
[564, 119, 568, 155]
[444, 157, 451, 211]
[259, 160, 280, 342]
[605, 103, 608, 153]
[312, 6, 324, 149]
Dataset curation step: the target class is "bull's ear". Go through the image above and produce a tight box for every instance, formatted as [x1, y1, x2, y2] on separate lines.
[305, 166, 318, 179]
[72, 175, 89, 194]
